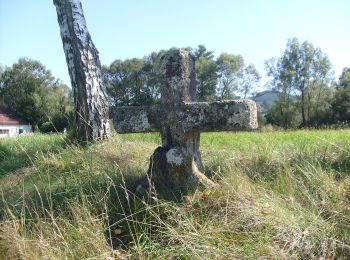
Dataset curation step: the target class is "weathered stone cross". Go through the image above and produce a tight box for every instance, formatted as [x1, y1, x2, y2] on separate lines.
[114, 49, 258, 190]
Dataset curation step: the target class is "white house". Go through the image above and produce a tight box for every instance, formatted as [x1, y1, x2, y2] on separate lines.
[0, 107, 32, 138]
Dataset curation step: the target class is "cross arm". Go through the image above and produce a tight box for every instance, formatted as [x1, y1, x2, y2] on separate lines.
[183, 99, 258, 132]
[113, 105, 161, 133]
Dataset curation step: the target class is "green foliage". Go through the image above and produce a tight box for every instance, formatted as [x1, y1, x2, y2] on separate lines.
[305, 83, 335, 126]
[265, 93, 299, 128]
[339, 67, 350, 88]
[0, 130, 349, 259]
[0, 58, 54, 126]
[40, 121, 56, 133]
[103, 46, 261, 109]
[216, 53, 244, 99]
[332, 87, 350, 123]
[195, 45, 218, 101]
[142, 51, 165, 101]
[195, 45, 261, 101]
[238, 64, 261, 98]
[103, 54, 163, 107]
[265, 38, 334, 127]
[0, 58, 73, 130]
[0, 64, 4, 106]
[193, 44, 214, 60]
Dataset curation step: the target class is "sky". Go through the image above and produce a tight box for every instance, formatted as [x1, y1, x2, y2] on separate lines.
[0, 0, 349, 87]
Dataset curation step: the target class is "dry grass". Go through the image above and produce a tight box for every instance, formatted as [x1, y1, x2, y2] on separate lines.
[0, 130, 349, 259]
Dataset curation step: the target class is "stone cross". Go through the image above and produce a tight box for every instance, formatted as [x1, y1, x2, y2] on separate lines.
[114, 49, 258, 190]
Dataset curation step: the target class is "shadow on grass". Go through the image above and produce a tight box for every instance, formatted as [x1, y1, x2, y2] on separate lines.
[0, 135, 65, 178]
[0, 143, 38, 177]
[332, 157, 350, 178]
[0, 159, 187, 250]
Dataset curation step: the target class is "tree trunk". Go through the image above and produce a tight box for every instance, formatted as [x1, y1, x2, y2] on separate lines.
[307, 92, 311, 124]
[53, 0, 110, 142]
[301, 90, 306, 127]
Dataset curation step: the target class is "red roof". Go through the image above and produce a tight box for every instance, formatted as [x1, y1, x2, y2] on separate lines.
[0, 107, 29, 125]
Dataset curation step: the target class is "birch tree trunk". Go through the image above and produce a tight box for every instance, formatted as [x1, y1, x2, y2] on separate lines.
[53, 0, 110, 142]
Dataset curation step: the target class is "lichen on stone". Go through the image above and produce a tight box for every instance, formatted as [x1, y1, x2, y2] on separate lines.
[166, 148, 183, 166]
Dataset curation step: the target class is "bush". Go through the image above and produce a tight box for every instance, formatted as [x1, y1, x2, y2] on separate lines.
[52, 114, 70, 132]
[40, 121, 56, 133]
[40, 113, 71, 133]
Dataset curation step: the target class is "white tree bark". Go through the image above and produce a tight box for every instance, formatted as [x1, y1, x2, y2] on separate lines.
[53, 0, 110, 141]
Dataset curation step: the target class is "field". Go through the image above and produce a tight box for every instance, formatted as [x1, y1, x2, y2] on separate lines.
[0, 130, 349, 259]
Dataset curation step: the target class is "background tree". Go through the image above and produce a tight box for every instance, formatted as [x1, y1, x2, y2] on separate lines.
[54, 0, 110, 142]
[0, 58, 55, 128]
[0, 65, 4, 106]
[0, 65, 4, 82]
[103, 60, 128, 107]
[193, 45, 214, 60]
[265, 57, 296, 128]
[103, 54, 162, 108]
[338, 67, 350, 88]
[194, 45, 218, 101]
[331, 67, 350, 124]
[216, 53, 260, 99]
[332, 87, 350, 123]
[0, 58, 72, 130]
[216, 53, 244, 99]
[142, 51, 164, 103]
[103, 46, 260, 109]
[265, 97, 299, 128]
[238, 64, 261, 98]
[113, 58, 147, 105]
[304, 83, 335, 126]
[41, 83, 73, 132]
[265, 38, 333, 127]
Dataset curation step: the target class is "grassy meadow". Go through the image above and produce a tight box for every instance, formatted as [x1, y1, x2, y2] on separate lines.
[0, 129, 349, 259]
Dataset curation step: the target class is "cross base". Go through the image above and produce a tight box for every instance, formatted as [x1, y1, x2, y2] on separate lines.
[147, 144, 217, 190]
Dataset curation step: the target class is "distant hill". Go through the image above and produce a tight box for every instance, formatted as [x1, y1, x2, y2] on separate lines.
[252, 90, 279, 114]
[252, 90, 296, 114]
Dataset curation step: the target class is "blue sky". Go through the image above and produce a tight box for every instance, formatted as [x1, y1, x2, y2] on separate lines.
[0, 0, 349, 87]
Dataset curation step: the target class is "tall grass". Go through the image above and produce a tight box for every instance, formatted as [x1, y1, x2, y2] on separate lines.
[0, 130, 349, 259]
[0, 133, 65, 177]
